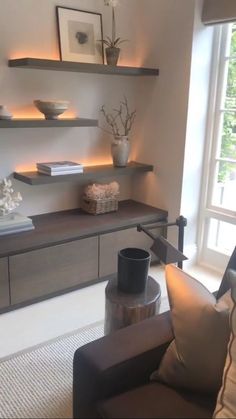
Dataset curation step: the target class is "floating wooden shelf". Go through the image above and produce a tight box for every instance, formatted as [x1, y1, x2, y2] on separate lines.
[14, 162, 154, 186]
[0, 118, 98, 128]
[8, 58, 159, 77]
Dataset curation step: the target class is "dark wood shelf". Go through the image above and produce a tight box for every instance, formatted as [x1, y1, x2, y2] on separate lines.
[8, 58, 159, 77]
[14, 162, 154, 185]
[0, 200, 167, 258]
[0, 118, 98, 128]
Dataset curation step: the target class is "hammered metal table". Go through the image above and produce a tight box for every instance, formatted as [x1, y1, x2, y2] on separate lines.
[104, 276, 161, 335]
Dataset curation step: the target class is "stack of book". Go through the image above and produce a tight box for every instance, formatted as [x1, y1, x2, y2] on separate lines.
[36, 161, 84, 176]
[0, 213, 34, 236]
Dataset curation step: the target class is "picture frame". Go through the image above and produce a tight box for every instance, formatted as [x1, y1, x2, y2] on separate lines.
[56, 6, 104, 64]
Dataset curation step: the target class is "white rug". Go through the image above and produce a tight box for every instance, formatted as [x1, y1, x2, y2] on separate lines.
[0, 322, 104, 419]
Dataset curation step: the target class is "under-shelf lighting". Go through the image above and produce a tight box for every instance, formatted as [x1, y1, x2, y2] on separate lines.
[9, 52, 59, 60]
[15, 164, 36, 172]
[11, 106, 77, 120]
[84, 159, 113, 167]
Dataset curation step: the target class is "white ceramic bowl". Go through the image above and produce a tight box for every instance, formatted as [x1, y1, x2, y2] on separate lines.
[0, 105, 12, 120]
[34, 100, 69, 120]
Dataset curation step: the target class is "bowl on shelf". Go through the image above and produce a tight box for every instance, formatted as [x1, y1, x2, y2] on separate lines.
[33, 100, 69, 120]
[0, 105, 12, 120]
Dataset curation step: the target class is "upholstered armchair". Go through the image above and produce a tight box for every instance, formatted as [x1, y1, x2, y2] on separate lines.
[73, 247, 236, 419]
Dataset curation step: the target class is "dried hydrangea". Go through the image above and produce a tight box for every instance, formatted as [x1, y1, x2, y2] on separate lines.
[0, 178, 22, 216]
[84, 181, 119, 200]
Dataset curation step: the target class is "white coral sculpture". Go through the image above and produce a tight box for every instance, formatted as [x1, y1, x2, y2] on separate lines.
[84, 181, 120, 200]
[0, 178, 22, 216]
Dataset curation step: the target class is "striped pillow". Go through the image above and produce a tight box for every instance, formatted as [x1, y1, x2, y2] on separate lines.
[214, 270, 236, 418]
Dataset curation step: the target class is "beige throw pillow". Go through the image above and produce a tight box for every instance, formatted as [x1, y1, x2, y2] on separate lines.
[214, 270, 236, 419]
[151, 265, 232, 394]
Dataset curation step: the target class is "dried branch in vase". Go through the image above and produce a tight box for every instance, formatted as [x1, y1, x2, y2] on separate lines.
[100, 97, 136, 138]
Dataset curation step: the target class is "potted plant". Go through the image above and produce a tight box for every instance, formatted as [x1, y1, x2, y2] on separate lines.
[100, 97, 136, 167]
[102, 0, 128, 66]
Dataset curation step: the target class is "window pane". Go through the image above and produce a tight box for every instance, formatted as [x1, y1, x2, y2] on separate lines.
[225, 60, 236, 110]
[219, 112, 236, 159]
[225, 94, 236, 109]
[207, 218, 236, 255]
[230, 24, 236, 56]
[212, 161, 236, 211]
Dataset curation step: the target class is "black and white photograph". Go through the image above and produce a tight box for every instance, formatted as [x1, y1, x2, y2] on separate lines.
[56, 7, 104, 63]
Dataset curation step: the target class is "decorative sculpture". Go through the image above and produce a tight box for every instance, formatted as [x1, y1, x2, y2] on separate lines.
[0, 178, 22, 216]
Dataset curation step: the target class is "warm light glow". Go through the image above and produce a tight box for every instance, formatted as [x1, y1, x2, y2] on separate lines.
[15, 159, 113, 173]
[84, 158, 112, 166]
[59, 110, 77, 119]
[15, 163, 37, 172]
[9, 52, 59, 60]
[10, 106, 77, 119]
[11, 105, 42, 119]
[119, 58, 144, 67]
[9, 54, 148, 68]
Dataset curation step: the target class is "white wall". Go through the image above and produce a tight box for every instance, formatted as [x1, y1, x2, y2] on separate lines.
[131, 0, 196, 244]
[0, 0, 213, 257]
[0, 0, 140, 215]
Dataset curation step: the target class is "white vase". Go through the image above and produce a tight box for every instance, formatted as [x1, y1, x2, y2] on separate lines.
[111, 136, 130, 167]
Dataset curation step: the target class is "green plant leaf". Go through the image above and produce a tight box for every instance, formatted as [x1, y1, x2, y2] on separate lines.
[103, 40, 112, 47]
[112, 38, 129, 46]
[105, 35, 113, 44]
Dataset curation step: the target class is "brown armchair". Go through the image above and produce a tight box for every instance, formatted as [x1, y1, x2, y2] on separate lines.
[73, 312, 217, 418]
[73, 247, 236, 419]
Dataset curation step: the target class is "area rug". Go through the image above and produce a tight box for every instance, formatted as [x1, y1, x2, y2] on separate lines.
[0, 321, 104, 419]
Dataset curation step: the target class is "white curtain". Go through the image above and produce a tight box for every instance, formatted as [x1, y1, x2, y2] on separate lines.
[202, 0, 236, 25]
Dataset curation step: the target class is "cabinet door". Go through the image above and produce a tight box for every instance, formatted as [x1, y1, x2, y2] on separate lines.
[99, 228, 160, 278]
[10, 237, 98, 305]
[0, 258, 10, 309]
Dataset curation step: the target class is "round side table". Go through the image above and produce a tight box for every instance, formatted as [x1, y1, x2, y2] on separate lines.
[104, 276, 161, 335]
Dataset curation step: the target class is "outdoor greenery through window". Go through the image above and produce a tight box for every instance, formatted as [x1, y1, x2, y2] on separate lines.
[213, 23, 236, 211]
[200, 23, 236, 267]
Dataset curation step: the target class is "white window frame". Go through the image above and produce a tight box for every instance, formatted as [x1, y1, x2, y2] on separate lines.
[198, 24, 236, 272]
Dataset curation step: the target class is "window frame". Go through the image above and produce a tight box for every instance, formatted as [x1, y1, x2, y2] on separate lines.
[198, 23, 236, 271]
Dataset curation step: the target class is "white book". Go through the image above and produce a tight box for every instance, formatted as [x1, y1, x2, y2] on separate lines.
[38, 168, 84, 176]
[0, 224, 35, 236]
[0, 213, 33, 228]
[0, 213, 34, 235]
[37, 161, 83, 171]
[37, 166, 84, 174]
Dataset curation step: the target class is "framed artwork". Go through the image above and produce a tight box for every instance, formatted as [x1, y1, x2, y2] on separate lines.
[56, 7, 104, 64]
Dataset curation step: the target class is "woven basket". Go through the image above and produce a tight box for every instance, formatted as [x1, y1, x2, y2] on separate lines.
[81, 196, 118, 215]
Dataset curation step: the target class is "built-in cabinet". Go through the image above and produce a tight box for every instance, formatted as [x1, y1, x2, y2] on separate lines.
[0, 258, 10, 309]
[9, 237, 98, 305]
[9, 229, 160, 306]
[0, 57, 162, 313]
[99, 228, 159, 278]
[0, 200, 167, 313]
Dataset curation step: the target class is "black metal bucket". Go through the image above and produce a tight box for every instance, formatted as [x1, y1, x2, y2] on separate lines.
[117, 248, 151, 294]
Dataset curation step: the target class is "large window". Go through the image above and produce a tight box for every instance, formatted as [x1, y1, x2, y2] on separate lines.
[199, 23, 236, 270]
